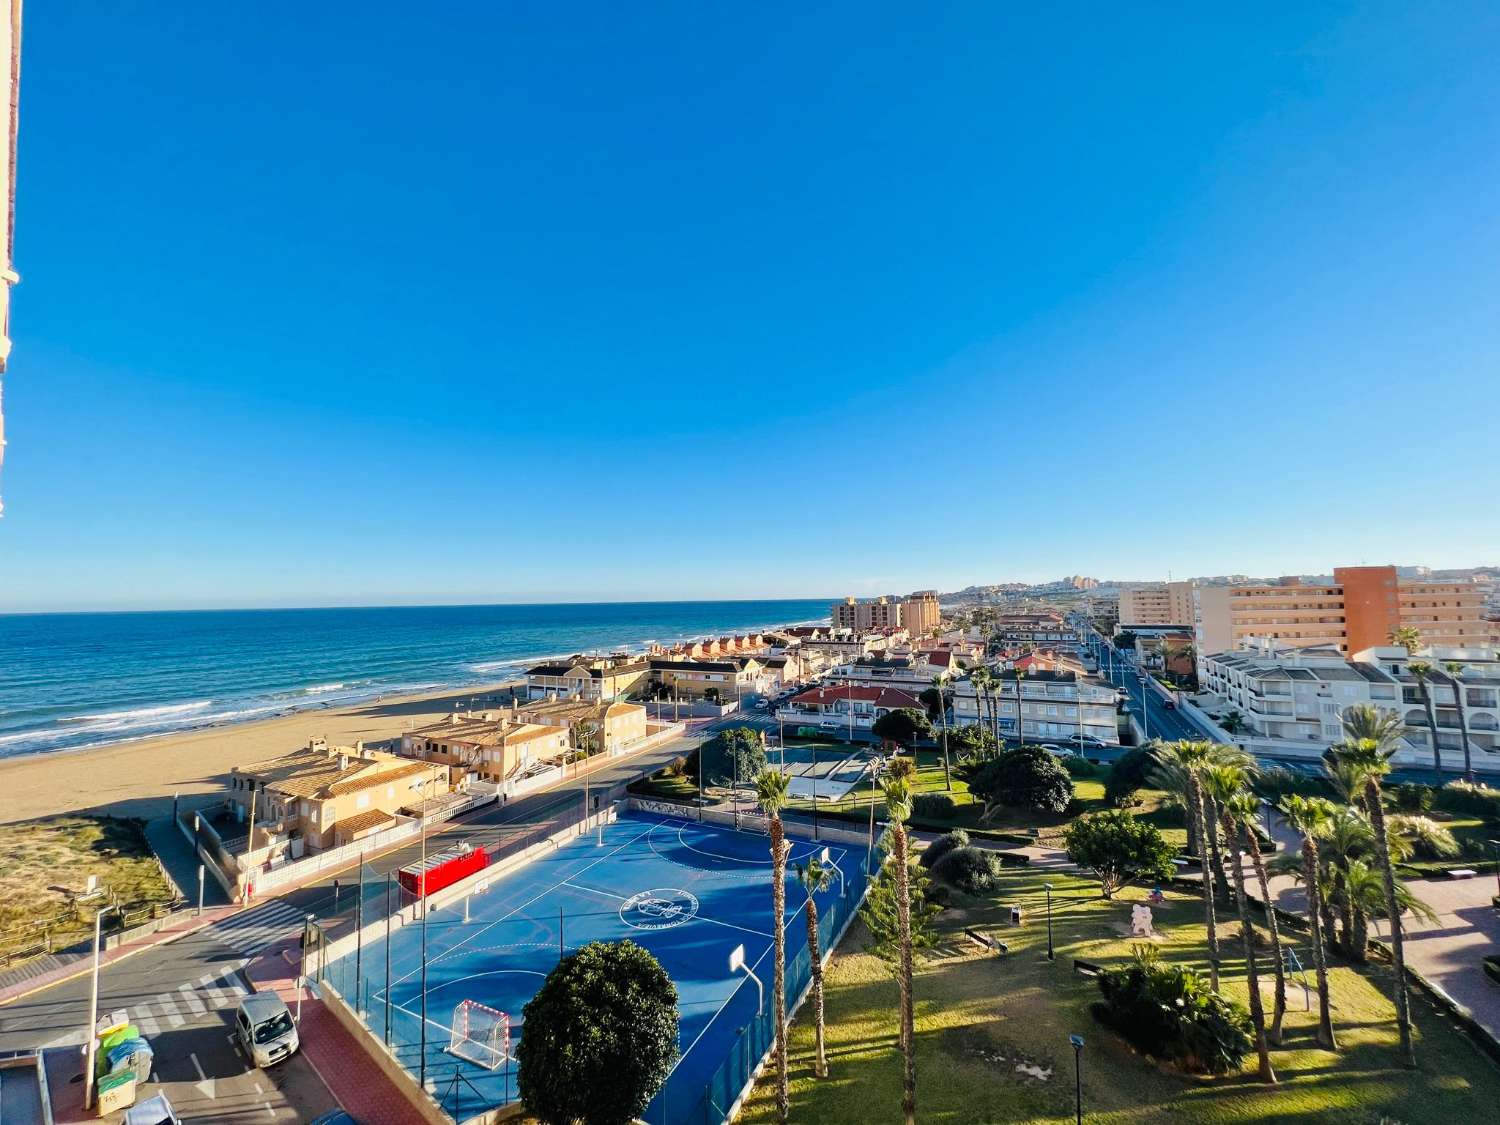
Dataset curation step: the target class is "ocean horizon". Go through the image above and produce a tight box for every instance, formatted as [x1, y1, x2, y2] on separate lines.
[0, 598, 831, 760]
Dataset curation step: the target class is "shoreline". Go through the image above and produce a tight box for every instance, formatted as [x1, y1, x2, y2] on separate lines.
[0, 677, 528, 825]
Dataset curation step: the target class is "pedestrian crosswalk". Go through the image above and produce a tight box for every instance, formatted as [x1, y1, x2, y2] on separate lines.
[131, 965, 250, 1037]
[207, 900, 307, 957]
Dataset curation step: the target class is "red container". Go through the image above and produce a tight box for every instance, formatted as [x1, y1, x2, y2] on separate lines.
[398, 844, 490, 898]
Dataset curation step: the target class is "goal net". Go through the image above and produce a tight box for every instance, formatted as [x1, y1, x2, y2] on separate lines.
[447, 999, 510, 1070]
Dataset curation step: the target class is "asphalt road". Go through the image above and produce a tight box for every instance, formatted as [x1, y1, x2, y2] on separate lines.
[1087, 634, 1206, 744]
[0, 720, 721, 1121]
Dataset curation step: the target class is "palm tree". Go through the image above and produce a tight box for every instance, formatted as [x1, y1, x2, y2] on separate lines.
[1319, 806, 1376, 956]
[1406, 660, 1443, 782]
[1443, 660, 1474, 782]
[1278, 794, 1339, 1049]
[795, 856, 833, 1078]
[1225, 790, 1287, 1044]
[1341, 702, 1406, 747]
[1329, 736, 1415, 1067]
[1202, 764, 1276, 1083]
[1013, 667, 1029, 747]
[754, 767, 793, 1120]
[1153, 740, 1220, 989]
[883, 775, 918, 1125]
[931, 674, 952, 792]
[968, 668, 993, 743]
[1389, 625, 1423, 654]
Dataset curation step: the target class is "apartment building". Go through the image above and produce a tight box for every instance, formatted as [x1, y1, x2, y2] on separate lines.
[951, 668, 1117, 744]
[902, 591, 942, 637]
[401, 712, 570, 785]
[1118, 582, 1195, 627]
[512, 697, 649, 753]
[775, 685, 925, 734]
[524, 654, 652, 701]
[647, 657, 765, 701]
[230, 740, 449, 855]
[1197, 644, 1400, 745]
[832, 595, 905, 630]
[823, 655, 949, 694]
[990, 613, 1080, 647]
[1193, 565, 1499, 656]
[1353, 645, 1500, 759]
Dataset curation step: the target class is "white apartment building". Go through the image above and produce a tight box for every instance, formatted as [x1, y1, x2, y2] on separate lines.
[951, 669, 1117, 744]
[1353, 645, 1500, 760]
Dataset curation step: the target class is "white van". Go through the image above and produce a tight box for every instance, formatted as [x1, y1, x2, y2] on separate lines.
[235, 993, 299, 1067]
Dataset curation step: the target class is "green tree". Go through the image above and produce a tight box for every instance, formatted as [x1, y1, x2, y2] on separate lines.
[1443, 660, 1475, 782]
[1063, 810, 1176, 899]
[1223, 789, 1287, 1045]
[969, 745, 1073, 816]
[795, 856, 832, 1079]
[703, 726, 767, 788]
[1152, 740, 1220, 988]
[517, 940, 678, 1125]
[872, 707, 932, 751]
[885, 777, 918, 1124]
[1329, 723, 1416, 1068]
[1406, 660, 1443, 782]
[754, 767, 792, 1122]
[1389, 625, 1423, 654]
[1277, 794, 1339, 1049]
[1104, 743, 1159, 808]
[1202, 764, 1275, 1083]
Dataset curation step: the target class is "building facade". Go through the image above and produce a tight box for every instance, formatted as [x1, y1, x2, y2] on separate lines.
[832, 596, 905, 631]
[1118, 581, 1195, 627]
[951, 669, 1117, 744]
[775, 685, 926, 734]
[901, 591, 942, 637]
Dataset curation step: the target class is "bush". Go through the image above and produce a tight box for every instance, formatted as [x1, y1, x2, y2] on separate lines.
[1394, 782, 1435, 813]
[886, 755, 917, 782]
[518, 940, 679, 1125]
[912, 792, 957, 820]
[1104, 745, 1157, 806]
[1095, 946, 1252, 1074]
[970, 746, 1073, 815]
[920, 828, 970, 868]
[1437, 780, 1500, 821]
[1063, 755, 1101, 779]
[930, 846, 1002, 895]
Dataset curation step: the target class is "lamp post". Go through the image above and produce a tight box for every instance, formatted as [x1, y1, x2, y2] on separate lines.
[1069, 1034, 1085, 1124]
[297, 913, 316, 1024]
[82, 904, 118, 1109]
[1045, 883, 1055, 961]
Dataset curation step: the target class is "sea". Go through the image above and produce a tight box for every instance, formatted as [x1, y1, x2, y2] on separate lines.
[0, 599, 830, 760]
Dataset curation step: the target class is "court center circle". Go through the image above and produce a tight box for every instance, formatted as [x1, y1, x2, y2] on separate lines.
[619, 887, 700, 930]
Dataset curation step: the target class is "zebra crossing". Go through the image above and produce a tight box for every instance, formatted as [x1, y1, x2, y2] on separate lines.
[131, 965, 251, 1037]
[207, 900, 308, 957]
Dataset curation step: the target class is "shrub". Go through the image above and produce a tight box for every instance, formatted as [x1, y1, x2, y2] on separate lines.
[1065, 811, 1176, 898]
[1063, 755, 1100, 779]
[1436, 780, 1500, 821]
[1094, 946, 1252, 1074]
[912, 792, 957, 820]
[885, 754, 917, 782]
[518, 940, 679, 1125]
[920, 828, 969, 868]
[970, 746, 1073, 815]
[1394, 782, 1435, 813]
[1104, 745, 1157, 806]
[930, 846, 1002, 895]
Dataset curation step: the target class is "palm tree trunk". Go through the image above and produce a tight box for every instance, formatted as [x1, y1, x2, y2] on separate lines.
[1419, 681, 1442, 783]
[1365, 780, 1415, 1067]
[1190, 775, 1220, 990]
[936, 685, 952, 792]
[1222, 814, 1276, 1083]
[1452, 680, 1474, 783]
[1245, 832, 1287, 1044]
[806, 897, 826, 1078]
[893, 822, 916, 1125]
[1014, 679, 1025, 747]
[1302, 835, 1338, 1049]
[770, 816, 789, 1121]
[1333, 857, 1354, 956]
[1205, 794, 1233, 904]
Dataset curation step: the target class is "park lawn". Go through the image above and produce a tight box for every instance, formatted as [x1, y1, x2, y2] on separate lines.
[739, 860, 1499, 1124]
[0, 815, 177, 961]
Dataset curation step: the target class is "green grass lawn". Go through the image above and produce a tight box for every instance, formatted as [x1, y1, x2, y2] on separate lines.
[739, 858, 1500, 1123]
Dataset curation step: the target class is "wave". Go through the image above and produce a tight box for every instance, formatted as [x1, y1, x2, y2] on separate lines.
[57, 700, 214, 724]
[296, 682, 349, 695]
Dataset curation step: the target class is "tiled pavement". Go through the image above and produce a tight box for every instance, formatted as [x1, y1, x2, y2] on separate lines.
[245, 936, 429, 1125]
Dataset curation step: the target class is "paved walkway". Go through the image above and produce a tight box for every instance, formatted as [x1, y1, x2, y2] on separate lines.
[145, 815, 231, 908]
[244, 937, 429, 1125]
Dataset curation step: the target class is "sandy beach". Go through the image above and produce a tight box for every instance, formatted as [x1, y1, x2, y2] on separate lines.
[0, 680, 524, 825]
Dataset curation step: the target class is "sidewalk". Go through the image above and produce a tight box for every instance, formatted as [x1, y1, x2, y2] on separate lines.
[244, 936, 430, 1125]
[145, 814, 231, 908]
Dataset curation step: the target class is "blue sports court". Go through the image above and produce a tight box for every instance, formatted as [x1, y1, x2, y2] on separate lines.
[322, 809, 872, 1123]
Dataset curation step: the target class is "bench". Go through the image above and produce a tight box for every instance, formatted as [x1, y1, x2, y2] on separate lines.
[1073, 958, 1105, 978]
[1445, 868, 1479, 879]
[965, 928, 1008, 955]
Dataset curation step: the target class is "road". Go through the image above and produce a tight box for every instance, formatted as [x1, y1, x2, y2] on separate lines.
[0, 720, 720, 1121]
[1085, 631, 1205, 744]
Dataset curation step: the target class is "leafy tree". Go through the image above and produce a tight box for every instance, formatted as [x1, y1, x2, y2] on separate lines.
[1104, 744, 1158, 806]
[917, 686, 945, 721]
[518, 940, 678, 1125]
[919, 828, 969, 868]
[1064, 810, 1175, 899]
[873, 707, 932, 750]
[930, 846, 1002, 895]
[701, 726, 767, 788]
[753, 767, 792, 1122]
[1113, 630, 1138, 652]
[969, 745, 1073, 816]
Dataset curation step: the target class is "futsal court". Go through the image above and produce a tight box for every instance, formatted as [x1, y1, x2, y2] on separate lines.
[327, 808, 870, 1123]
[770, 740, 872, 802]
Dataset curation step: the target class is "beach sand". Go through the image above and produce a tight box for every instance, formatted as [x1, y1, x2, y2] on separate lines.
[0, 681, 523, 825]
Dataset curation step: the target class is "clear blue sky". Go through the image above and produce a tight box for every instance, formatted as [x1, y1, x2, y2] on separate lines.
[2, 4, 1498, 611]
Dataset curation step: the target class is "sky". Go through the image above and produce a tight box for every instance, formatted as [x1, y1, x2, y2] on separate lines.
[1, 3, 1498, 611]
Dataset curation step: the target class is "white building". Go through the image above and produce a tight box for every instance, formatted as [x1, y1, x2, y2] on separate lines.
[1353, 645, 1500, 761]
[775, 685, 926, 735]
[951, 668, 1117, 744]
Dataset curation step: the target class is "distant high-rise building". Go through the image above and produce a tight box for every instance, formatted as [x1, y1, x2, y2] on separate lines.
[902, 591, 941, 636]
[1118, 581, 1195, 627]
[831, 595, 903, 631]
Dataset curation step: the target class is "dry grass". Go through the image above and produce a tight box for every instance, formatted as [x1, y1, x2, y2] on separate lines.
[0, 815, 176, 959]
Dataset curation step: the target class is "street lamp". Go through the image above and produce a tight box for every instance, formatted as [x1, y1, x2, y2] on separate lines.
[1045, 882, 1055, 961]
[1069, 1034, 1085, 1124]
[82, 903, 119, 1109]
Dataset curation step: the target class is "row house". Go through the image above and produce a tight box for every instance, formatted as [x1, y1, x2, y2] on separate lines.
[952, 668, 1117, 744]
[401, 712, 571, 785]
[511, 697, 649, 753]
[523, 654, 652, 701]
[775, 685, 926, 734]
[647, 657, 766, 702]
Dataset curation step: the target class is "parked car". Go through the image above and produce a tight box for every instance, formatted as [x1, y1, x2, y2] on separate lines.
[1066, 734, 1110, 749]
[1162, 699, 1177, 710]
[125, 1095, 181, 1125]
[236, 993, 299, 1068]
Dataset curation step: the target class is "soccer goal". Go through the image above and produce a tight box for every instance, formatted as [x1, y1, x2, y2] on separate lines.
[447, 999, 510, 1070]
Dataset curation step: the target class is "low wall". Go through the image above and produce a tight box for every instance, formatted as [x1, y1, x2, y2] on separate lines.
[316, 982, 452, 1125]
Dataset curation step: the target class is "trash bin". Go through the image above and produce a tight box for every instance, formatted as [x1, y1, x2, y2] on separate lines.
[1009, 905, 1022, 925]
